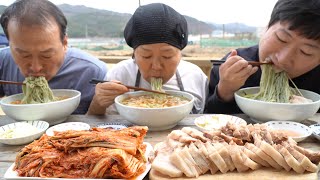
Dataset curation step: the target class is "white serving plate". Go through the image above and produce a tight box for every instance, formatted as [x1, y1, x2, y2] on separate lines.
[194, 114, 247, 131]
[265, 121, 312, 142]
[4, 142, 152, 180]
[0, 121, 49, 145]
[309, 124, 320, 141]
[46, 122, 91, 136]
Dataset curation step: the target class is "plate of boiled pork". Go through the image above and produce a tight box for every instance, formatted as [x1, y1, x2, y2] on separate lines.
[149, 121, 320, 180]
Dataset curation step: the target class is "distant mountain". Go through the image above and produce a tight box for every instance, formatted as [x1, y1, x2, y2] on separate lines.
[0, 5, 5, 12]
[58, 4, 215, 38]
[185, 16, 214, 35]
[0, 4, 256, 37]
[58, 4, 132, 37]
[210, 22, 257, 33]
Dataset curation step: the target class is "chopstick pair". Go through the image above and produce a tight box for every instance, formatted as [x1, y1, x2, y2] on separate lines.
[0, 80, 24, 85]
[89, 78, 169, 95]
[211, 60, 273, 66]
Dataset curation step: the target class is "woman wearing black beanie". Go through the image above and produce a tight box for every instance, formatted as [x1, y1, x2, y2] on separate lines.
[88, 3, 208, 115]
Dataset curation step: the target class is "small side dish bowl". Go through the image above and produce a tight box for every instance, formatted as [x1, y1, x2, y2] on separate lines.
[235, 87, 320, 123]
[0, 89, 81, 125]
[194, 114, 247, 131]
[309, 124, 320, 141]
[0, 120, 49, 145]
[115, 90, 194, 131]
[96, 123, 128, 130]
[46, 122, 90, 136]
[265, 121, 312, 142]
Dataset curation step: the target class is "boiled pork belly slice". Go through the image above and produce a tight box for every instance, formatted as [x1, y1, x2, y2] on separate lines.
[205, 141, 229, 173]
[285, 144, 319, 173]
[258, 140, 291, 171]
[152, 141, 183, 178]
[245, 143, 282, 169]
[179, 146, 203, 176]
[229, 144, 250, 172]
[290, 95, 312, 103]
[232, 125, 252, 142]
[240, 150, 261, 170]
[188, 143, 210, 174]
[170, 148, 196, 177]
[293, 145, 320, 164]
[213, 143, 236, 171]
[194, 141, 219, 174]
[168, 130, 198, 144]
[181, 127, 208, 142]
[151, 152, 183, 177]
[241, 146, 270, 167]
[165, 138, 185, 149]
[275, 144, 305, 174]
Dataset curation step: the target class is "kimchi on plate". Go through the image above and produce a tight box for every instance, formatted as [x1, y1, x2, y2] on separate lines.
[5, 126, 152, 179]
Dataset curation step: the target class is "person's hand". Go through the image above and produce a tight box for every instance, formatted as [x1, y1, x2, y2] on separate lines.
[87, 80, 129, 115]
[217, 50, 258, 102]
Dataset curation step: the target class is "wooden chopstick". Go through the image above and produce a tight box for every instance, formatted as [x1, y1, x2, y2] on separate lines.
[0, 80, 24, 85]
[211, 60, 273, 66]
[89, 78, 169, 95]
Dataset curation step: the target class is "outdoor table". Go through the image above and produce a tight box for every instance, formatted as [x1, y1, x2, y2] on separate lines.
[0, 114, 320, 179]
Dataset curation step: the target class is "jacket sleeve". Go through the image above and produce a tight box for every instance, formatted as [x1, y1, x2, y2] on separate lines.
[204, 64, 242, 114]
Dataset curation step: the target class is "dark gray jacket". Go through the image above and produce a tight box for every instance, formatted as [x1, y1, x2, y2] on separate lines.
[205, 45, 320, 114]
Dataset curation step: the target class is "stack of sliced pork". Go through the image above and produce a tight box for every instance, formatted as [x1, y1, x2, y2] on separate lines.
[151, 122, 320, 178]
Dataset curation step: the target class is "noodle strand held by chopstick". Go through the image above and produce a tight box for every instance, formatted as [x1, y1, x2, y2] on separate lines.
[244, 64, 294, 103]
[21, 76, 57, 104]
[150, 77, 164, 92]
[150, 77, 166, 100]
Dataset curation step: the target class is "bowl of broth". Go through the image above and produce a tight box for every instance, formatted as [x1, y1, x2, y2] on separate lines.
[0, 89, 81, 125]
[235, 87, 320, 123]
[115, 90, 194, 131]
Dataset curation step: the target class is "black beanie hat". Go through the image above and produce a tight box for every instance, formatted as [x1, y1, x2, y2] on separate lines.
[124, 3, 188, 50]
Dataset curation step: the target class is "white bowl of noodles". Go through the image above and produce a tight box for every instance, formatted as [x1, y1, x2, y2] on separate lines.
[235, 87, 320, 123]
[115, 90, 194, 131]
[0, 89, 81, 125]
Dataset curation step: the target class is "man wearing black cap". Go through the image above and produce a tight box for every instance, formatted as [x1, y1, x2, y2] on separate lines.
[88, 3, 208, 115]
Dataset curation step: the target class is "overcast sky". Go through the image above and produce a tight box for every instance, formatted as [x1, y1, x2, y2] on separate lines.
[1, 0, 279, 27]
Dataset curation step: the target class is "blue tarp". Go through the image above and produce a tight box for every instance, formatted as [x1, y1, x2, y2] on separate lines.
[0, 34, 9, 46]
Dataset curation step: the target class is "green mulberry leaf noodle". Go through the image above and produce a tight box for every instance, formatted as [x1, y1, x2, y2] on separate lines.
[150, 77, 165, 99]
[244, 64, 301, 103]
[21, 76, 57, 104]
[150, 77, 164, 92]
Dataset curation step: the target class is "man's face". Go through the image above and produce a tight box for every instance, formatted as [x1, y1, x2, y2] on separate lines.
[259, 22, 320, 78]
[134, 43, 181, 84]
[7, 19, 67, 81]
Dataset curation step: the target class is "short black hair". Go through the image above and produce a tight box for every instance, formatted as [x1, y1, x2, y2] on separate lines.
[268, 0, 320, 40]
[0, 0, 67, 42]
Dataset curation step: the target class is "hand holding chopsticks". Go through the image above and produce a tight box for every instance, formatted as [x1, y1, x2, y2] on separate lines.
[211, 60, 273, 66]
[89, 78, 169, 95]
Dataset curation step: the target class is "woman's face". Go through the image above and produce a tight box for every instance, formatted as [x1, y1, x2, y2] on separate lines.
[134, 43, 181, 84]
[259, 22, 320, 78]
[8, 19, 67, 81]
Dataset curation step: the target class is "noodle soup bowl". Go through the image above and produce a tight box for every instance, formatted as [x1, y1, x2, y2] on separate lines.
[234, 87, 320, 123]
[115, 90, 194, 131]
[0, 89, 81, 125]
